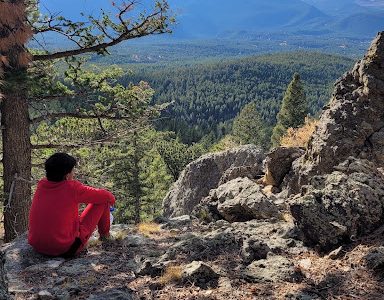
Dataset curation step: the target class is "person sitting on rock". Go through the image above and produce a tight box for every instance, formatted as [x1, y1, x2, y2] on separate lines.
[28, 152, 115, 257]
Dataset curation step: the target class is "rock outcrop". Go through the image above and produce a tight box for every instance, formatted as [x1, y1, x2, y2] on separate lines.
[264, 147, 304, 187]
[288, 31, 384, 194]
[163, 145, 264, 217]
[286, 32, 384, 250]
[194, 177, 280, 223]
[244, 254, 303, 283]
[290, 158, 384, 250]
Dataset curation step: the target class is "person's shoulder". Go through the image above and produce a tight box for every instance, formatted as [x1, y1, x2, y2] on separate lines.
[37, 178, 48, 185]
[65, 179, 84, 189]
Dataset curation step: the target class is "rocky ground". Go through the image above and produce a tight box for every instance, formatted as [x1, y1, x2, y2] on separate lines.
[3, 217, 384, 300]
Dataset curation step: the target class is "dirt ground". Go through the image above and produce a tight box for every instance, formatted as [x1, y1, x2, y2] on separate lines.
[6, 222, 384, 300]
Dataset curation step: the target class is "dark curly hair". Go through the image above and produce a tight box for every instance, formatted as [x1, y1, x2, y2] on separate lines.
[45, 153, 77, 182]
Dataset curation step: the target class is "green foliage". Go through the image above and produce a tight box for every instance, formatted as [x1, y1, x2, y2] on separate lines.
[277, 73, 308, 128]
[30, 65, 173, 223]
[122, 52, 353, 144]
[271, 73, 308, 147]
[209, 135, 240, 152]
[156, 136, 205, 181]
[270, 123, 286, 148]
[232, 102, 272, 150]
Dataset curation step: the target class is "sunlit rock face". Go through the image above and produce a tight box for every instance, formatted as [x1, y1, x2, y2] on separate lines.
[288, 31, 384, 194]
[163, 145, 264, 218]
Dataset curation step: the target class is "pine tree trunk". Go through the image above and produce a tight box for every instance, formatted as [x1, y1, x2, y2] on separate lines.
[1, 85, 31, 242]
[0, 0, 33, 242]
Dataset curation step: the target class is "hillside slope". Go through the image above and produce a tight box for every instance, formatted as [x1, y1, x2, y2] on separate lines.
[124, 52, 353, 142]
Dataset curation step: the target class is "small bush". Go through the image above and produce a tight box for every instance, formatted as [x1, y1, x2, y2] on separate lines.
[280, 117, 318, 148]
[137, 222, 161, 236]
[159, 265, 183, 284]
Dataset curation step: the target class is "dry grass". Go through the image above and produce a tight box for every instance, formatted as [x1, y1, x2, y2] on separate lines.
[114, 229, 130, 240]
[137, 222, 161, 236]
[280, 117, 319, 148]
[158, 265, 183, 285]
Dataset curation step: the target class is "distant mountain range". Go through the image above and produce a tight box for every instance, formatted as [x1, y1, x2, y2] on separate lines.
[168, 0, 384, 39]
[40, 0, 384, 43]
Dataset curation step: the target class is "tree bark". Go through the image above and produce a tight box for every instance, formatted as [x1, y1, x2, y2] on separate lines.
[0, 0, 32, 242]
[1, 82, 31, 242]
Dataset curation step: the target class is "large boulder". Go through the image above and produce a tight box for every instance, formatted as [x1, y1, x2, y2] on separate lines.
[288, 31, 384, 193]
[163, 145, 264, 217]
[193, 177, 281, 223]
[214, 178, 280, 222]
[181, 261, 219, 288]
[290, 158, 384, 251]
[244, 255, 303, 283]
[264, 147, 304, 187]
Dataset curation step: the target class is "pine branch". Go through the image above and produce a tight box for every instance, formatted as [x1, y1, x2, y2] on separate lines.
[30, 111, 133, 123]
[32, 1, 172, 61]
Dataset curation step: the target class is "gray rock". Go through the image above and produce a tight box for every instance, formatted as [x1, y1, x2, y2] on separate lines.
[370, 128, 384, 164]
[326, 246, 344, 260]
[163, 145, 264, 217]
[215, 178, 281, 222]
[25, 259, 65, 272]
[87, 288, 134, 300]
[160, 215, 192, 229]
[219, 165, 262, 185]
[365, 247, 384, 270]
[288, 32, 384, 193]
[37, 290, 54, 300]
[55, 290, 71, 300]
[53, 283, 81, 298]
[2, 233, 47, 295]
[214, 219, 231, 228]
[59, 259, 93, 276]
[241, 237, 270, 264]
[182, 261, 219, 288]
[122, 234, 152, 247]
[0, 251, 9, 300]
[264, 147, 304, 187]
[231, 220, 306, 256]
[290, 158, 384, 251]
[195, 178, 281, 224]
[162, 231, 240, 262]
[134, 259, 163, 277]
[244, 255, 303, 283]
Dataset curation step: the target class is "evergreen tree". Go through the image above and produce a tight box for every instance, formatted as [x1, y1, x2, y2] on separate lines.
[0, 0, 172, 241]
[157, 137, 204, 181]
[271, 73, 308, 147]
[232, 102, 271, 149]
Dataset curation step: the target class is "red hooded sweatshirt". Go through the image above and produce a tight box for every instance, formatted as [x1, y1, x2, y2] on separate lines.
[28, 178, 115, 256]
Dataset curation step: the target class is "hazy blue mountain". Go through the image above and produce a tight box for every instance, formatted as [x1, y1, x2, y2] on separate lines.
[38, 0, 384, 44]
[301, 0, 368, 16]
[169, 0, 330, 38]
[334, 12, 384, 36]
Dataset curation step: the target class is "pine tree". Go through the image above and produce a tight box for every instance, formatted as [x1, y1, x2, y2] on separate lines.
[232, 102, 271, 149]
[271, 73, 308, 147]
[0, 0, 172, 241]
[157, 137, 204, 181]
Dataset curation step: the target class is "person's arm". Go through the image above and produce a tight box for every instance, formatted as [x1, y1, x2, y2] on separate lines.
[74, 181, 115, 205]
